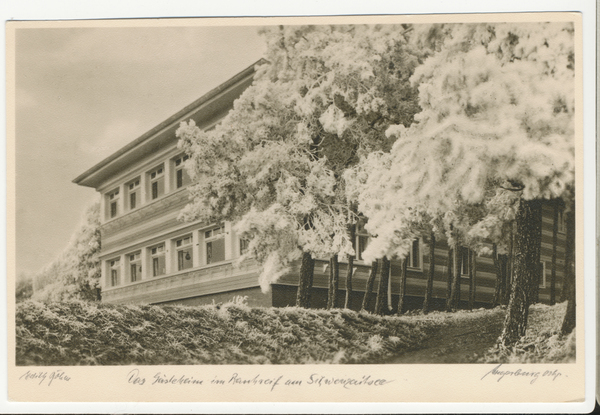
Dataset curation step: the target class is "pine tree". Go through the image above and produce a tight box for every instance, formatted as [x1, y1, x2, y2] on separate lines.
[348, 23, 575, 344]
[178, 25, 423, 306]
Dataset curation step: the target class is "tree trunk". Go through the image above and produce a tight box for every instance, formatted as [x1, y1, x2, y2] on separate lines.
[397, 257, 408, 315]
[550, 200, 559, 305]
[327, 254, 339, 309]
[344, 223, 356, 309]
[445, 247, 453, 311]
[499, 255, 508, 305]
[296, 251, 315, 308]
[492, 243, 502, 307]
[450, 242, 463, 310]
[361, 260, 379, 312]
[344, 256, 354, 309]
[498, 199, 543, 347]
[504, 225, 515, 305]
[422, 232, 436, 314]
[375, 257, 390, 315]
[561, 209, 576, 334]
[468, 249, 476, 310]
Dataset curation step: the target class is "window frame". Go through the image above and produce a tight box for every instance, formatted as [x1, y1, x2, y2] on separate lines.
[539, 261, 547, 288]
[204, 225, 226, 265]
[407, 238, 423, 270]
[127, 251, 142, 283]
[239, 238, 250, 256]
[126, 178, 141, 211]
[148, 165, 165, 201]
[557, 209, 566, 234]
[355, 220, 370, 261]
[174, 234, 194, 271]
[106, 188, 120, 219]
[149, 243, 166, 277]
[460, 246, 470, 276]
[108, 258, 121, 287]
[174, 154, 191, 190]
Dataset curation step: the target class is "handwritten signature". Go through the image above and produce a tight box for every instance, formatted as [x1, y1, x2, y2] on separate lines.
[19, 369, 71, 386]
[481, 364, 563, 384]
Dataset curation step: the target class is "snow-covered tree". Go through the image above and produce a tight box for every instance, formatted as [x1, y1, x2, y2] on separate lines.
[349, 23, 575, 341]
[31, 202, 102, 302]
[178, 24, 423, 308]
[15, 272, 33, 303]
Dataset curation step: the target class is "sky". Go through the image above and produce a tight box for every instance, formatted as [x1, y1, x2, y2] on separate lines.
[14, 24, 266, 276]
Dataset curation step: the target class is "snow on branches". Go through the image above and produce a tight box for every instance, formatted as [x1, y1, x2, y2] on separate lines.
[349, 22, 575, 258]
[177, 24, 423, 289]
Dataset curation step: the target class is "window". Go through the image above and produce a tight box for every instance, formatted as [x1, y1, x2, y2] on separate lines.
[558, 209, 566, 234]
[107, 188, 120, 218]
[174, 155, 191, 189]
[539, 261, 547, 288]
[460, 247, 470, 276]
[240, 238, 250, 256]
[355, 221, 370, 261]
[148, 166, 165, 200]
[407, 238, 421, 269]
[175, 235, 193, 271]
[109, 258, 120, 286]
[128, 252, 141, 282]
[150, 244, 166, 276]
[205, 226, 225, 264]
[127, 179, 140, 210]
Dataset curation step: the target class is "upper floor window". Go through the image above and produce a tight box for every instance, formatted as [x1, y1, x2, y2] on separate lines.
[106, 188, 120, 219]
[127, 179, 141, 210]
[175, 235, 193, 271]
[148, 166, 165, 200]
[109, 258, 120, 286]
[150, 244, 166, 277]
[240, 238, 250, 256]
[205, 226, 225, 264]
[174, 155, 191, 189]
[128, 252, 141, 282]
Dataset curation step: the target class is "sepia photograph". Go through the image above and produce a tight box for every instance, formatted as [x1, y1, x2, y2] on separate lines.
[5, 9, 592, 410]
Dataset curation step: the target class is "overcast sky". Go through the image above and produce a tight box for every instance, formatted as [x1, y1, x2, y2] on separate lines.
[14, 24, 266, 276]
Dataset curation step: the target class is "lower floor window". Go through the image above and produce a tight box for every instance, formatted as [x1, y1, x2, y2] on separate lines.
[539, 261, 547, 288]
[151, 245, 166, 276]
[130, 264, 139, 282]
[205, 227, 225, 264]
[176, 235, 193, 271]
[206, 238, 225, 264]
[109, 259, 120, 286]
[408, 238, 421, 268]
[357, 235, 369, 261]
[460, 247, 470, 275]
[128, 252, 141, 282]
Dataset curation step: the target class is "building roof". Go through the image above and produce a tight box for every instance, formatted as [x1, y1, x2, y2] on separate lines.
[73, 58, 266, 189]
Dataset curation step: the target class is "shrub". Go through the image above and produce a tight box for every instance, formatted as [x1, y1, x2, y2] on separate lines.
[16, 300, 429, 366]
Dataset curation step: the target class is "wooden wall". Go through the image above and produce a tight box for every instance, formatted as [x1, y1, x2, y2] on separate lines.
[275, 200, 568, 311]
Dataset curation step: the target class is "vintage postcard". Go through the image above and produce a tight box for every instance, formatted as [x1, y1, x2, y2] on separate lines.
[5, 10, 593, 412]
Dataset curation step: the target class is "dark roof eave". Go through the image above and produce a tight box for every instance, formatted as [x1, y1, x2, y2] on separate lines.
[73, 58, 267, 187]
